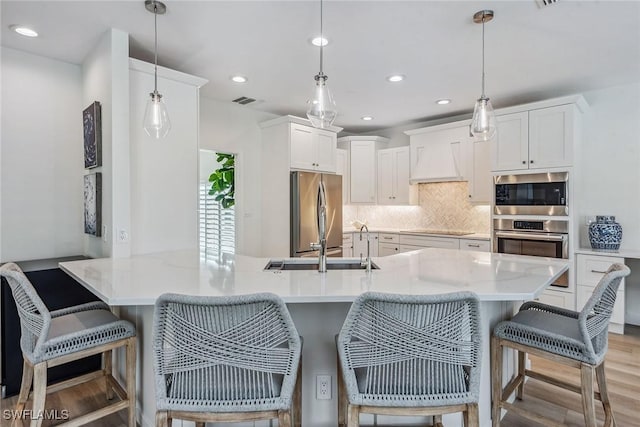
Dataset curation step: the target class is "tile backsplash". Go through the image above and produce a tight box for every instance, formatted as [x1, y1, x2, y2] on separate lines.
[344, 181, 490, 233]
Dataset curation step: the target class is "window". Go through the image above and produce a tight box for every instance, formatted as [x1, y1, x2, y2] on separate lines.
[199, 151, 235, 261]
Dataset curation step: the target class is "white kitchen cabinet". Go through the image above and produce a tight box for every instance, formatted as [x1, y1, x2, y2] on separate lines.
[342, 233, 353, 257]
[336, 148, 349, 204]
[398, 234, 460, 250]
[377, 147, 416, 205]
[353, 232, 378, 258]
[576, 253, 625, 334]
[536, 289, 575, 310]
[349, 141, 377, 204]
[492, 104, 576, 172]
[467, 139, 492, 203]
[290, 122, 337, 173]
[459, 239, 490, 252]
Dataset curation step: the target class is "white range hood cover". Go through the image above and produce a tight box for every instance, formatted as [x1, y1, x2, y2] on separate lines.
[410, 140, 466, 183]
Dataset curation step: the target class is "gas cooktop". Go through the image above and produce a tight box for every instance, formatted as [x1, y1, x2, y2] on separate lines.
[400, 229, 474, 236]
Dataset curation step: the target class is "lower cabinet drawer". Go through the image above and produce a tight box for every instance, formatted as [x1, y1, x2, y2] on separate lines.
[576, 254, 625, 287]
[535, 289, 574, 310]
[398, 235, 460, 249]
[459, 239, 490, 252]
[378, 242, 400, 256]
[378, 233, 399, 244]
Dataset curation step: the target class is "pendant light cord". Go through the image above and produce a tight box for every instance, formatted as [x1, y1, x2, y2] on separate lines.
[154, 2, 158, 94]
[481, 12, 486, 98]
[319, 0, 324, 75]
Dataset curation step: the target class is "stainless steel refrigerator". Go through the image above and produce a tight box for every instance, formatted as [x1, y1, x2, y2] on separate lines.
[291, 171, 343, 257]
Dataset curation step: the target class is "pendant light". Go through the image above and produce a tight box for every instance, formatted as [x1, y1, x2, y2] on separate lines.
[143, 0, 171, 139]
[470, 10, 496, 141]
[306, 0, 337, 129]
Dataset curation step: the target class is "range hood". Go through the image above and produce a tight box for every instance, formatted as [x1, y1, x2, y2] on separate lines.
[409, 140, 466, 183]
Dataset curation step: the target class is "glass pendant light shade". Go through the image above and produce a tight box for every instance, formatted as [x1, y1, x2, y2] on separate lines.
[471, 96, 496, 141]
[307, 74, 337, 128]
[471, 10, 496, 141]
[143, 91, 171, 138]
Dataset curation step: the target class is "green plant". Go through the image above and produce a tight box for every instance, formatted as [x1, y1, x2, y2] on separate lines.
[208, 153, 235, 209]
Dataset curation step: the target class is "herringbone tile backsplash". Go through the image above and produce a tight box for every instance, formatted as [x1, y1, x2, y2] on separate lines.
[344, 182, 490, 233]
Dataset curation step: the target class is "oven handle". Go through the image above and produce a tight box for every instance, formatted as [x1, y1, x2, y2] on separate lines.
[494, 231, 566, 242]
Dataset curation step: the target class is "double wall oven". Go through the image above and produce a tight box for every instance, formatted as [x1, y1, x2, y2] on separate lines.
[493, 172, 570, 288]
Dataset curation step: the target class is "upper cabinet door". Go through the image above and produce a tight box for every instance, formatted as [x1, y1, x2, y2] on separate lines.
[392, 147, 411, 204]
[469, 139, 492, 203]
[315, 128, 337, 173]
[376, 149, 395, 205]
[492, 112, 529, 171]
[350, 141, 377, 204]
[290, 123, 316, 171]
[528, 104, 574, 169]
[289, 123, 337, 172]
[336, 148, 349, 204]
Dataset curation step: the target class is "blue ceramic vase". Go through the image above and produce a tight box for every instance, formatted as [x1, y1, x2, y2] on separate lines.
[589, 216, 622, 250]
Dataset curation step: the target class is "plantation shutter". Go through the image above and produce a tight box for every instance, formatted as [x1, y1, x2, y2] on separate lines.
[199, 182, 235, 260]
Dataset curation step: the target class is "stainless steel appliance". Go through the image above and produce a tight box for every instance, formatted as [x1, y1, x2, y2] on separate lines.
[494, 172, 568, 216]
[290, 171, 342, 258]
[493, 218, 569, 287]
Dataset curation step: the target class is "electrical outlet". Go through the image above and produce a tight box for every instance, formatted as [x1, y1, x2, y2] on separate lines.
[316, 375, 331, 400]
[118, 229, 129, 243]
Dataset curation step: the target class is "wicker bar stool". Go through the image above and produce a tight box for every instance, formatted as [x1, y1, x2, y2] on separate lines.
[491, 263, 630, 427]
[0, 262, 137, 427]
[337, 291, 482, 427]
[153, 292, 302, 427]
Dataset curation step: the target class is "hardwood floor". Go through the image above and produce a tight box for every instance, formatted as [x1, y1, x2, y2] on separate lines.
[2, 328, 639, 427]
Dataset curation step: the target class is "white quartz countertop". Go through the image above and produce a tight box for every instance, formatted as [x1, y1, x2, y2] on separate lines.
[343, 227, 491, 241]
[59, 249, 568, 306]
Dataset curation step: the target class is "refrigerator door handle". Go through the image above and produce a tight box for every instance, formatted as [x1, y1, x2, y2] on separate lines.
[317, 179, 327, 239]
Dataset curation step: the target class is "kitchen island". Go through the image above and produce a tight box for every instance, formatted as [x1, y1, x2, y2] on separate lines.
[60, 248, 568, 427]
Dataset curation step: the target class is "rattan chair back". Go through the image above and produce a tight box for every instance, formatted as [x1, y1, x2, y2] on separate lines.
[153, 292, 301, 413]
[338, 291, 481, 407]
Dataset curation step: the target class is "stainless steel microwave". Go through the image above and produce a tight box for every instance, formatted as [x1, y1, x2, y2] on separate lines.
[494, 172, 568, 216]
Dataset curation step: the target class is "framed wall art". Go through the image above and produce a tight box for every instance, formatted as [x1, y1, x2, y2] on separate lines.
[84, 172, 102, 236]
[83, 101, 102, 169]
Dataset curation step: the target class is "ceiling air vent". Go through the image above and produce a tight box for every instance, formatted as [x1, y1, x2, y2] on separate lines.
[536, 0, 558, 7]
[232, 96, 256, 105]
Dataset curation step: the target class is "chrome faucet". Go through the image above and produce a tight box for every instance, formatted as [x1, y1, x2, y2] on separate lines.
[359, 224, 372, 272]
[311, 179, 328, 273]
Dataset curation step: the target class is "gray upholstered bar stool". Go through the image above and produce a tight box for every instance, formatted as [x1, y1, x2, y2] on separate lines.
[337, 291, 482, 427]
[152, 292, 302, 427]
[491, 263, 630, 427]
[0, 262, 137, 427]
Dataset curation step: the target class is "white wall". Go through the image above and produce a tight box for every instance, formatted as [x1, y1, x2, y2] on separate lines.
[199, 97, 277, 256]
[0, 47, 84, 262]
[82, 29, 130, 258]
[580, 82, 640, 324]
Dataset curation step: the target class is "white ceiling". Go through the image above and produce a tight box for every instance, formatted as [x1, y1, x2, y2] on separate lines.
[2, 1, 640, 133]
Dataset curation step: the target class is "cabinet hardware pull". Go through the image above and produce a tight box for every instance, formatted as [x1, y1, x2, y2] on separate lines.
[530, 160, 534, 164]
[522, 160, 526, 164]
[468, 244, 480, 248]
[590, 269, 607, 274]
[383, 237, 393, 240]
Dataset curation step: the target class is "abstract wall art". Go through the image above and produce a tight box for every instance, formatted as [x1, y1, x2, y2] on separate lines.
[83, 101, 102, 169]
[84, 173, 102, 236]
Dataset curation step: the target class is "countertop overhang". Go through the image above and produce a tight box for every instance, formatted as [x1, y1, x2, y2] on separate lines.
[59, 249, 569, 306]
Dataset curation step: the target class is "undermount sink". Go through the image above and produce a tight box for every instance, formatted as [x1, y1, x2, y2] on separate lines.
[264, 259, 379, 271]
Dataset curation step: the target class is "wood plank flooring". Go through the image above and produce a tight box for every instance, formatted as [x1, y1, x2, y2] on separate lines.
[2, 328, 639, 427]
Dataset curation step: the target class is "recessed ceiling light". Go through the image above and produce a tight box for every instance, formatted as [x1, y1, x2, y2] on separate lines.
[436, 99, 451, 105]
[231, 75, 248, 83]
[10, 25, 38, 38]
[386, 75, 404, 83]
[361, 116, 373, 121]
[311, 36, 329, 47]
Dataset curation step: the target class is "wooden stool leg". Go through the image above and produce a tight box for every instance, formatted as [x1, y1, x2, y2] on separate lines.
[278, 410, 292, 427]
[103, 349, 114, 400]
[491, 335, 503, 427]
[516, 351, 526, 400]
[155, 411, 168, 427]
[126, 337, 137, 427]
[347, 404, 360, 427]
[467, 403, 479, 427]
[195, 423, 205, 427]
[433, 414, 443, 427]
[337, 355, 347, 427]
[29, 363, 47, 427]
[581, 363, 597, 427]
[293, 359, 302, 427]
[16, 359, 34, 411]
[596, 361, 617, 427]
